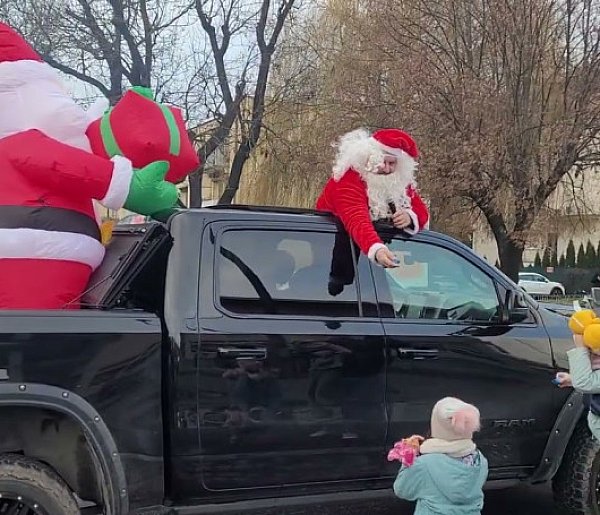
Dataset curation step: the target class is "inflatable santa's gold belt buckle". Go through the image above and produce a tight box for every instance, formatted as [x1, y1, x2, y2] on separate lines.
[100, 219, 115, 245]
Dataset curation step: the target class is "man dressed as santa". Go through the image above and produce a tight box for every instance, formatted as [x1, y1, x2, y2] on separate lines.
[0, 22, 186, 309]
[316, 128, 429, 268]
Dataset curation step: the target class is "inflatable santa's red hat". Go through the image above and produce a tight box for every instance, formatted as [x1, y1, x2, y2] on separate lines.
[86, 86, 200, 184]
[0, 23, 42, 62]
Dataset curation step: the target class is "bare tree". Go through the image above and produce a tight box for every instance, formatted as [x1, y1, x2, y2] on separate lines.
[345, 0, 600, 281]
[190, 0, 298, 206]
[232, 1, 395, 208]
[4, 0, 194, 104]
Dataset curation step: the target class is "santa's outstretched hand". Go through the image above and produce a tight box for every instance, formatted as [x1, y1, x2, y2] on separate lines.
[316, 128, 429, 267]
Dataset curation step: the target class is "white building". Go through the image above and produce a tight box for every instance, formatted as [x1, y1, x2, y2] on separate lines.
[473, 168, 600, 266]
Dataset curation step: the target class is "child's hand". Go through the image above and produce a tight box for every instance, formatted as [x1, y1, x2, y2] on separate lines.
[405, 434, 425, 451]
[387, 435, 424, 467]
[574, 334, 585, 348]
[554, 372, 573, 388]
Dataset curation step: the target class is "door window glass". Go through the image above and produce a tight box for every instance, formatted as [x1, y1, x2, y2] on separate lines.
[378, 239, 501, 322]
[217, 229, 359, 317]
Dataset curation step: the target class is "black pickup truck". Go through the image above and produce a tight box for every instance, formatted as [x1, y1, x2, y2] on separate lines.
[0, 206, 595, 515]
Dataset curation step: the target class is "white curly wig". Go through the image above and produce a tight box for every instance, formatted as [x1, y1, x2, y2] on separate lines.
[331, 128, 417, 184]
[331, 128, 418, 220]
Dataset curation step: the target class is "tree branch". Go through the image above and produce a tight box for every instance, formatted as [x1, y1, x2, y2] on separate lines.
[109, 0, 149, 86]
[196, 0, 233, 105]
[42, 53, 111, 97]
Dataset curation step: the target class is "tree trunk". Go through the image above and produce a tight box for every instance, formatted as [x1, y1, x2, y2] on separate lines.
[477, 204, 524, 284]
[218, 137, 254, 205]
[497, 236, 524, 284]
[188, 171, 203, 208]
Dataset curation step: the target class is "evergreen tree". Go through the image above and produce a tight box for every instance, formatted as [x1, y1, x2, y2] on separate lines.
[534, 252, 542, 268]
[565, 240, 577, 267]
[559, 254, 566, 268]
[586, 240, 597, 268]
[542, 247, 552, 268]
[577, 243, 586, 267]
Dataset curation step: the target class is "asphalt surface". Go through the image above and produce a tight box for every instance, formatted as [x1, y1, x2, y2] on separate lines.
[233, 483, 557, 514]
[370, 484, 555, 514]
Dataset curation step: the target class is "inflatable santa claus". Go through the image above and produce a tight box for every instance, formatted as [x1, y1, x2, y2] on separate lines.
[316, 128, 429, 268]
[0, 22, 198, 310]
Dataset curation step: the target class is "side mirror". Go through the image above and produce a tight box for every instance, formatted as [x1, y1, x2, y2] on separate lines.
[501, 289, 530, 324]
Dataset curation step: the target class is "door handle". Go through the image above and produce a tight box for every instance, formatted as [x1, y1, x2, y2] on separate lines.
[217, 347, 267, 360]
[396, 348, 438, 360]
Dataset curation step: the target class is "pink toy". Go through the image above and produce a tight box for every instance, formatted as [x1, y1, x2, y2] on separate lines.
[387, 436, 423, 467]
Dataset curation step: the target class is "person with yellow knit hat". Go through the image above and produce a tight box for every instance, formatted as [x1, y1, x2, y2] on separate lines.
[556, 310, 600, 441]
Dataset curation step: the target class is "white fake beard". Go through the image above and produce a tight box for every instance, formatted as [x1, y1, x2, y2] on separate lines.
[364, 170, 413, 221]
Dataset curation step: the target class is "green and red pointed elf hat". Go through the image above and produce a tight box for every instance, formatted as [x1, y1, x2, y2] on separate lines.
[86, 86, 200, 184]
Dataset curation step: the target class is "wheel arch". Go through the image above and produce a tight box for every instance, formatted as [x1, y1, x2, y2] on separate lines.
[530, 390, 586, 483]
[0, 382, 129, 515]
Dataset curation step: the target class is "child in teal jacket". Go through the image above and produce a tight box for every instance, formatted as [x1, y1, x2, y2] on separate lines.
[556, 334, 600, 442]
[393, 397, 488, 515]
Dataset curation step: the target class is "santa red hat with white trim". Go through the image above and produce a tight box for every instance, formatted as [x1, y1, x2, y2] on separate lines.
[370, 128, 419, 160]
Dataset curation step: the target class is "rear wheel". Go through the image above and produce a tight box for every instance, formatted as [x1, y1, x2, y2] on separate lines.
[0, 454, 79, 515]
[553, 422, 600, 514]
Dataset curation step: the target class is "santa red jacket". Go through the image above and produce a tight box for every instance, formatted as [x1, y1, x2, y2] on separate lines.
[0, 129, 132, 309]
[316, 168, 429, 260]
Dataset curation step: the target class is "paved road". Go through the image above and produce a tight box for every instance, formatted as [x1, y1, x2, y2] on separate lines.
[352, 484, 557, 514]
[233, 483, 558, 514]
[482, 484, 557, 514]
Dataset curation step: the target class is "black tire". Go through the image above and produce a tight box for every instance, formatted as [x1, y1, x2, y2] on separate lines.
[551, 287, 564, 296]
[0, 454, 79, 515]
[553, 421, 600, 514]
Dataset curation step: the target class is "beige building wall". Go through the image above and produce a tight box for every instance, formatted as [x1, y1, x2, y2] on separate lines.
[473, 167, 600, 265]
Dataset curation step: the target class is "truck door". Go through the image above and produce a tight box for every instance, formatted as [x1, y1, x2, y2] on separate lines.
[196, 221, 387, 491]
[373, 234, 559, 479]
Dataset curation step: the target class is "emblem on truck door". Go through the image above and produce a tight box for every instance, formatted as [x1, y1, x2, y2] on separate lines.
[492, 419, 536, 429]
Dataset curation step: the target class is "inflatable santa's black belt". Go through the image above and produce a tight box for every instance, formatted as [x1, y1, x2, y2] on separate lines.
[0, 205, 101, 241]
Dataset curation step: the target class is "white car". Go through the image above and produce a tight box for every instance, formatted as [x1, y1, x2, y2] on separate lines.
[518, 272, 565, 296]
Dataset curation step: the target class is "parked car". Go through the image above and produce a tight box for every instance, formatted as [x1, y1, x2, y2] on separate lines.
[518, 272, 566, 296]
[0, 207, 593, 515]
